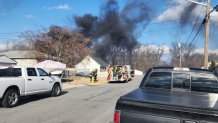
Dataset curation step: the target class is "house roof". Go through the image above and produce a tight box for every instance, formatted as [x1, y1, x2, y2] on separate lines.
[0, 50, 46, 59]
[92, 57, 108, 67]
[0, 55, 17, 64]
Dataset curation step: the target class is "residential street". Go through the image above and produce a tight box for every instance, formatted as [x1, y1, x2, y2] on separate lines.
[0, 76, 143, 123]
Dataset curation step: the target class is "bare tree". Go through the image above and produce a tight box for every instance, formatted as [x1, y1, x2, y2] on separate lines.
[132, 44, 164, 72]
[170, 41, 195, 67]
[169, 41, 218, 68]
[21, 25, 92, 67]
[2, 39, 31, 51]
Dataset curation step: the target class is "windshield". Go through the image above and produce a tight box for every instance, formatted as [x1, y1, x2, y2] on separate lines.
[0, 68, 22, 77]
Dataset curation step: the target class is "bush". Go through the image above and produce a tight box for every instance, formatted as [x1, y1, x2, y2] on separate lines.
[209, 60, 216, 71]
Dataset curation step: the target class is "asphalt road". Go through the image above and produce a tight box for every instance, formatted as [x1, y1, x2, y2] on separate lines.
[0, 76, 143, 123]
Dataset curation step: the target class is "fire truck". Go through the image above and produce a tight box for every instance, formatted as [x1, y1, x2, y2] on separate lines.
[107, 65, 132, 82]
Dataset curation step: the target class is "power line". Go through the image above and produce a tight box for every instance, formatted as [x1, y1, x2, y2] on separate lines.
[186, 18, 205, 50]
[185, 4, 205, 45]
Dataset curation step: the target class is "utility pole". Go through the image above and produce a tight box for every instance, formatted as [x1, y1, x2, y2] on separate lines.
[178, 43, 182, 68]
[204, 0, 210, 69]
[186, 0, 210, 69]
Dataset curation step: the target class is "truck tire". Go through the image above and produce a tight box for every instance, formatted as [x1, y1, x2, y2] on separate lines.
[1, 89, 20, 108]
[51, 83, 61, 97]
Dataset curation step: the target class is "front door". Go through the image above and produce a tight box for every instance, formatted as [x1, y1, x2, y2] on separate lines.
[37, 68, 54, 91]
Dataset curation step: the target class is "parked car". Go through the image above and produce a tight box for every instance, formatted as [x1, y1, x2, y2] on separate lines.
[0, 66, 62, 108]
[114, 67, 218, 123]
[75, 72, 90, 77]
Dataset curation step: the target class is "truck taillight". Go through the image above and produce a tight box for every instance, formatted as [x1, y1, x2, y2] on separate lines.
[114, 110, 121, 123]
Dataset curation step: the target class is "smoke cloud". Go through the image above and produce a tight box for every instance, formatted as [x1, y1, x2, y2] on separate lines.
[180, 3, 197, 26]
[74, 14, 98, 37]
[74, 0, 151, 64]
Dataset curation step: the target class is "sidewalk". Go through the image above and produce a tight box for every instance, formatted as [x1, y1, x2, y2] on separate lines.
[62, 77, 108, 90]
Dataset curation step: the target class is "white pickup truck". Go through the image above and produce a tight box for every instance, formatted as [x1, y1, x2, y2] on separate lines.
[0, 66, 62, 108]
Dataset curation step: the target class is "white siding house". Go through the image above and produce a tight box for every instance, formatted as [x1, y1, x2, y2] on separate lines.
[0, 55, 17, 68]
[0, 50, 45, 67]
[75, 55, 109, 73]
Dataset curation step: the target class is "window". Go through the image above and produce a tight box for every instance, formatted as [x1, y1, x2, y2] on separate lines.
[37, 68, 48, 76]
[27, 68, 37, 76]
[191, 74, 218, 93]
[145, 72, 171, 89]
[173, 73, 190, 89]
[0, 68, 22, 77]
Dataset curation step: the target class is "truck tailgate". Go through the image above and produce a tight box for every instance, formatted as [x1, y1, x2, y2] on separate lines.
[116, 88, 218, 122]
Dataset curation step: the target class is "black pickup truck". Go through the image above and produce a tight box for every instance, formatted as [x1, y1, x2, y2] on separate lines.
[114, 67, 218, 123]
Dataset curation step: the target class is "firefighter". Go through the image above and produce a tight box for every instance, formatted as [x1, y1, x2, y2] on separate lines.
[112, 66, 117, 77]
[93, 68, 98, 82]
[122, 66, 126, 74]
[89, 69, 98, 83]
[131, 69, 135, 77]
[89, 71, 94, 82]
[117, 66, 122, 80]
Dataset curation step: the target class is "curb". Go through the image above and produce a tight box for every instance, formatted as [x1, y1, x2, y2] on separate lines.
[62, 82, 108, 90]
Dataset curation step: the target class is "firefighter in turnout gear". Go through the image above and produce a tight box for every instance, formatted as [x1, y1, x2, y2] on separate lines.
[89, 69, 98, 83]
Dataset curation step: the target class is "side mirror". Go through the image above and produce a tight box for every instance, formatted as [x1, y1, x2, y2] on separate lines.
[48, 73, 52, 76]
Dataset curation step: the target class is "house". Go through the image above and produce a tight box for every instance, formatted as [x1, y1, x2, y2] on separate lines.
[0, 50, 46, 67]
[75, 55, 109, 73]
[0, 55, 17, 68]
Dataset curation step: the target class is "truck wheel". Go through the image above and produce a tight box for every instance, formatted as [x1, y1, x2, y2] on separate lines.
[51, 84, 61, 97]
[1, 89, 20, 108]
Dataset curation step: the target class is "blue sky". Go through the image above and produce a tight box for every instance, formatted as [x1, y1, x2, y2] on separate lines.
[0, 0, 218, 51]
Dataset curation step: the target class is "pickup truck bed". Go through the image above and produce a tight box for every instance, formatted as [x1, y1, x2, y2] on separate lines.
[114, 67, 218, 123]
[116, 88, 218, 123]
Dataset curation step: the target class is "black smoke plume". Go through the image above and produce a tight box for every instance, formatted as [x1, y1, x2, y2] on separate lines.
[179, 0, 205, 27]
[74, 0, 151, 65]
[180, 3, 197, 26]
[74, 14, 98, 37]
